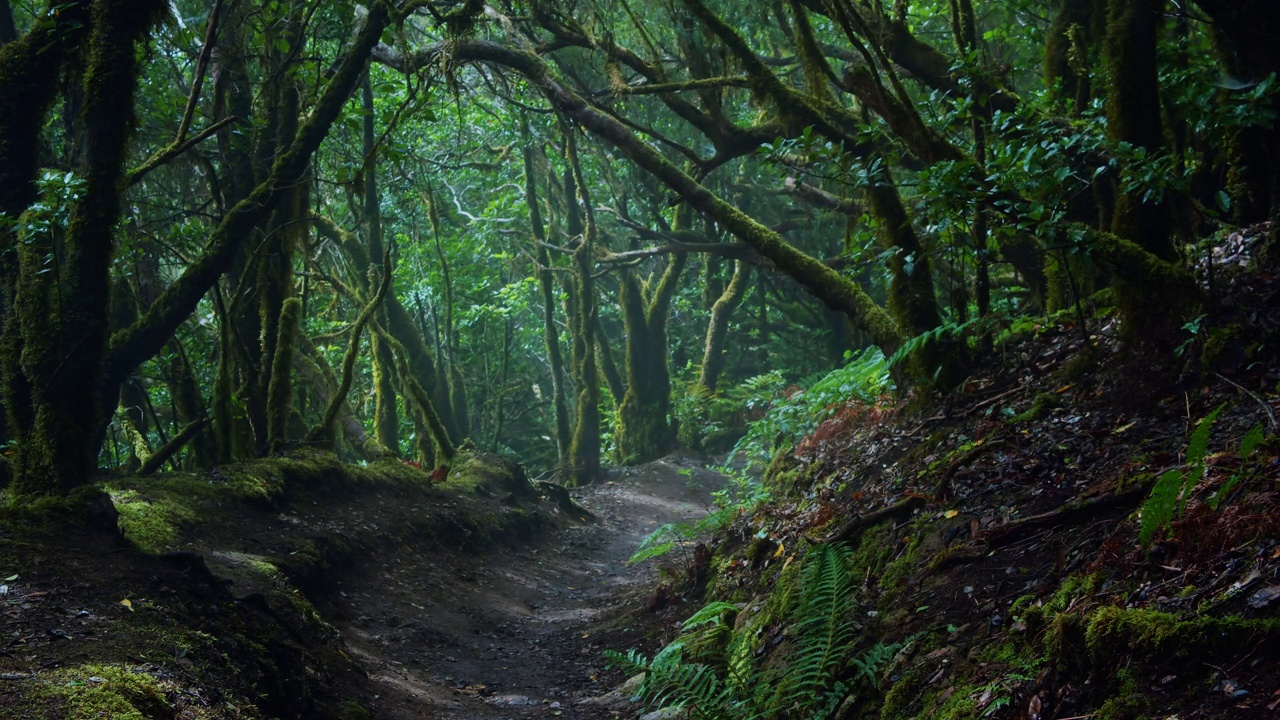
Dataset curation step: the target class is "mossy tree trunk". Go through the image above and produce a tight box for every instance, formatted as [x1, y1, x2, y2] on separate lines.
[615, 237, 687, 465]
[424, 186, 468, 442]
[1045, 0, 1106, 113]
[520, 133, 572, 462]
[562, 127, 601, 486]
[866, 166, 967, 390]
[3, 0, 166, 495]
[698, 260, 749, 395]
[361, 77, 400, 454]
[0, 0, 92, 477]
[1100, 0, 1202, 346]
[1105, 0, 1173, 262]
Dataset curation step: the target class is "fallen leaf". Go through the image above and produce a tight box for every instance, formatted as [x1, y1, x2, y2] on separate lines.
[1112, 421, 1136, 434]
[772, 543, 785, 558]
[944, 509, 959, 519]
[3, 574, 16, 582]
[1027, 694, 1042, 720]
[1248, 586, 1280, 609]
[1054, 384, 1073, 394]
[120, 599, 133, 611]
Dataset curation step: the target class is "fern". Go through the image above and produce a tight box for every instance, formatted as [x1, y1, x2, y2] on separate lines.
[885, 318, 977, 370]
[850, 640, 902, 685]
[611, 543, 877, 720]
[1239, 423, 1267, 459]
[773, 544, 860, 716]
[1139, 403, 1227, 545]
[682, 602, 741, 630]
[1139, 468, 1184, 546]
[1212, 423, 1270, 510]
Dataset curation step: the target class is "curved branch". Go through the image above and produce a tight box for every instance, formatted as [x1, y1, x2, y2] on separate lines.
[313, 252, 393, 440]
[104, 1, 393, 388]
[385, 38, 903, 355]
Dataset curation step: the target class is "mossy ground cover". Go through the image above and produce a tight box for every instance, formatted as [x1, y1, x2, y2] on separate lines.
[676, 265, 1280, 719]
[0, 446, 556, 719]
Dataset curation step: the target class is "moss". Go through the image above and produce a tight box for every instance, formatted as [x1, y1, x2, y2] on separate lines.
[849, 521, 897, 580]
[878, 531, 921, 599]
[1084, 607, 1280, 666]
[104, 450, 429, 551]
[922, 683, 982, 720]
[1093, 667, 1149, 720]
[879, 667, 925, 718]
[1201, 322, 1242, 369]
[20, 664, 173, 720]
[327, 700, 373, 720]
[266, 296, 302, 451]
[1054, 341, 1101, 383]
[442, 443, 534, 498]
[109, 487, 194, 553]
[1011, 392, 1059, 423]
[762, 449, 807, 496]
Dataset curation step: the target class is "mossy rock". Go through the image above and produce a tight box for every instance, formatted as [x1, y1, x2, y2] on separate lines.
[443, 443, 537, 501]
[1011, 392, 1059, 423]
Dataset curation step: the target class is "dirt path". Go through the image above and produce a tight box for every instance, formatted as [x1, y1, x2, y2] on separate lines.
[327, 455, 722, 719]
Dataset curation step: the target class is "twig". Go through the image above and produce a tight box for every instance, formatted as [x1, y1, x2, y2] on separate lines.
[812, 495, 927, 544]
[1214, 372, 1278, 430]
[126, 115, 239, 187]
[176, 0, 224, 144]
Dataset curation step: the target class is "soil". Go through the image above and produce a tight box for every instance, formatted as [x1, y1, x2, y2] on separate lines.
[0, 454, 722, 720]
[328, 457, 721, 719]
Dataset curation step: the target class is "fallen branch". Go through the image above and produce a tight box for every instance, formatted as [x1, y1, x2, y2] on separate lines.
[814, 494, 927, 544]
[978, 483, 1151, 549]
[137, 418, 209, 476]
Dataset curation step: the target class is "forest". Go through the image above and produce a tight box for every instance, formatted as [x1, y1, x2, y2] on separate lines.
[1, 0, 1279, 718]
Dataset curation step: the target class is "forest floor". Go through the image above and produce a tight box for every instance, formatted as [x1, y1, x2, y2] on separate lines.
[330, 457, 721, 719]
[0, 451, 720, 720]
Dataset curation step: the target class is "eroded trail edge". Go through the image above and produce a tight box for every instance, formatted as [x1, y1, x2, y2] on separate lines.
[331, 456, 721, 719]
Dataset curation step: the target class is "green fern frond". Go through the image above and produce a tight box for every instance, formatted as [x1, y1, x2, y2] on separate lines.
[628, 541, 678, 565]
[1239, 423, 1266, 459]
[1139, 468, 1183, 547]
[850, 640, 902, 685]
[682, 602, 741, 630]
[885, 318, 977, 370]
[773, 543, 859, 716]
[1186, 402, 1227, 466]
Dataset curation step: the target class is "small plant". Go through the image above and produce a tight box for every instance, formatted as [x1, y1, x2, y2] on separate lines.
[726, 348, 890, 475]
[1209, 422, 1271, 510]
[1139, 403, 1230, 546]
[609, 544, 903, 719]
[630, 511, 732, 566]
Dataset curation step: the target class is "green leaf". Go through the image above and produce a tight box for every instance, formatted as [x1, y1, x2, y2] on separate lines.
[1187, 402, 1227, 466]
[1140, 469, 1184, 547]
[1239, 424, 1266, 459]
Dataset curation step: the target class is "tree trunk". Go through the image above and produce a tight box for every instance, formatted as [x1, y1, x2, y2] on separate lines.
[362, 78, 400, 453]
[563, 130, 600, 485]
[522, 131, 572, 462]
[698, 260, 749, 394]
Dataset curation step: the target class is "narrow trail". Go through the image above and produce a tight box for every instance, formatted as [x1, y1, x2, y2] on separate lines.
[328, 455, 723, 719]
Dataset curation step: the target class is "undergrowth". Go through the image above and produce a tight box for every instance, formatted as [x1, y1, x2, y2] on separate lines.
[610, 543, 903, 719]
